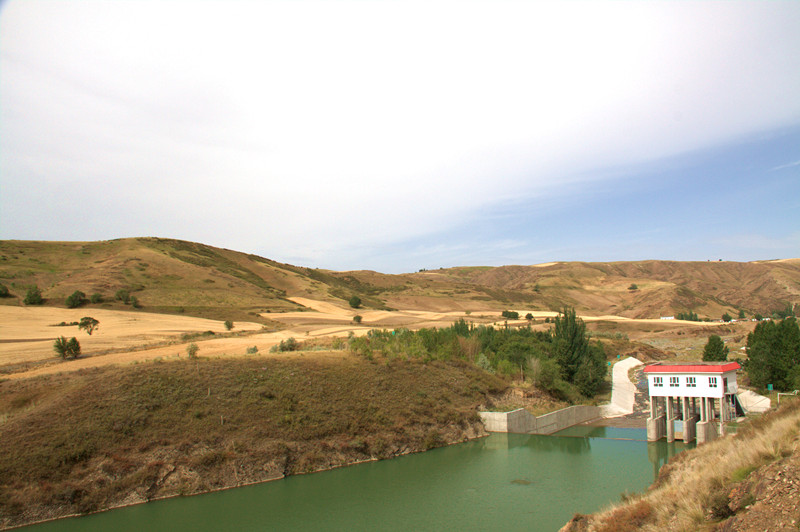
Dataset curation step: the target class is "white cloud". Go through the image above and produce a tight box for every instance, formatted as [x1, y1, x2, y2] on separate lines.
[2, 0, 800, 268]
[772, 160, 800, 171]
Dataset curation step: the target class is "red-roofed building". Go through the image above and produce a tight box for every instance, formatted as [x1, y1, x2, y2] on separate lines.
[643, 361, 741, 444]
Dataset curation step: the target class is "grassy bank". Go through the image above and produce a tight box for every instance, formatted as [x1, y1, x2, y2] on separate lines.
[562, 399, 800, 531]
[0, 353, 505, 529]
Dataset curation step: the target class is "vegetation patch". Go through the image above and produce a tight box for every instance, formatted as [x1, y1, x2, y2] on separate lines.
[0, 354, 504, 529]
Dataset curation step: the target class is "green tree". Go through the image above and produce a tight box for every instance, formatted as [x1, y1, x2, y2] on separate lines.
[628, 283, 638, 291]
[553, 307, 589, 382]
[527, 356, 563, 395]
[78, 316, 99, 335]
[130, 296, 140, 308]
[574, 341, 607, 396]
[90, 293, 103, 304]
[53, 336, 69, 359]
[501, 310, 520, 319]
[738, 309, 746, 320]
[349, 295, 361, 309]
[65, 290, 86, 309]
[66, 337, 81, 358]
[703, 335, 729, 362]
[722, 313, 733, 322]
[186, 343, 199, 358]
[746, 318, 800, 391]
[53, 336, 80, 359]
[353, 315, 363, 324]
[0, 284, 10, 298]
[525, 313, 534, 322]
[224, 320, 234, 331]
[24, 286, 43, 305]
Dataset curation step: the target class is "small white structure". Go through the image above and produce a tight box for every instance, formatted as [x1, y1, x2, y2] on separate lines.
[644, 361, 741, 444]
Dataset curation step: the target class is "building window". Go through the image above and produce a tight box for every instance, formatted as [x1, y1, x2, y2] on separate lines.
[709, 377, 718, 388]
[687, 376, 696, 387]
[653, 376, 663, 387]
[669, 376, 679, 387]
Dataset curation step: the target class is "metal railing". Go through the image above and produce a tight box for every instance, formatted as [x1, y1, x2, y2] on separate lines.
[777, 390, 799, 406]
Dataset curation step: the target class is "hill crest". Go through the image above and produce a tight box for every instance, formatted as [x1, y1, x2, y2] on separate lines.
[0, 238, 797, 321]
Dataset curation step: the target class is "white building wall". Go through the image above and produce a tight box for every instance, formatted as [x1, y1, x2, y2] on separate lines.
[647, 370, 737, 399]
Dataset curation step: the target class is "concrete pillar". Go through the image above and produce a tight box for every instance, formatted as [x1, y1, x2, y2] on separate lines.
[647, 396, 666, 442]
[697, 397, 718, 444]
[666, 396, 676, 443]
[683, 396, 697, 443]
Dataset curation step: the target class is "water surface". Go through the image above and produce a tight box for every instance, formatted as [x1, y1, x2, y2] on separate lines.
[21, 429, 689, 532]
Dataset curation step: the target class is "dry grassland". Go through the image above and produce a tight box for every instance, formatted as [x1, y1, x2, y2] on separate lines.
[0, 353, 505, 529]
[1, 299, 746, 381]
[563, 400, 800, 531]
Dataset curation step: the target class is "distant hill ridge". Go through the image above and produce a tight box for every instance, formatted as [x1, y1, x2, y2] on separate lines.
[0, 238, 797, 321]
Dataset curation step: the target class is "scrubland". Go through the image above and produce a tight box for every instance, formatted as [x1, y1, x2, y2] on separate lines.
[0, 352, 505, 529]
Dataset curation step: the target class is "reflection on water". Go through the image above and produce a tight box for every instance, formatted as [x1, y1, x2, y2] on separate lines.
[553, 425, 694, 480]
[648, 439, 686, 479]
[484, 432, 591, 454]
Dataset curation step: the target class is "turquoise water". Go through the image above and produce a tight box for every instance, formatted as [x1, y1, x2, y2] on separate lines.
[20, 429, 689, 532]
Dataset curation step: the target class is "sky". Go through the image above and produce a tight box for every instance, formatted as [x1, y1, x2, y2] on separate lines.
[1, 0, 799, 273]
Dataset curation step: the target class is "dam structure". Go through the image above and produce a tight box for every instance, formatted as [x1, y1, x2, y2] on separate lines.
[644, 361, 742, 444]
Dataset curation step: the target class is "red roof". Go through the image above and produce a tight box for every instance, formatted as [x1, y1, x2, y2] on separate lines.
[644, 362, 740, 373]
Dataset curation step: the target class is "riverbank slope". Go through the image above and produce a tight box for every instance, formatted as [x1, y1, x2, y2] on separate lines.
[561, 400, 800, 531]
[0, 352, 506, 530]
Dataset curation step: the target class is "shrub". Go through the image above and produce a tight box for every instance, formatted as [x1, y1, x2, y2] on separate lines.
[246, 346, 258, 354]
[115, 289, 130, 304]
[0, 284, 10, 298]
[422, 430, 444, 450]
[628, 283, 638, 291]
[353, 315, 362, 324]
[496, 359, 516, 376]
[186, 343, 199, 358]
[224, 320, 234, 331]
[53, 336, 81, 359]
[130, 296, 141, 308]
[501, 310, 519, 319]
[348, 295, 361, 309]
[273, 337, 299, 352]
[24, 286, 43, 305]
[65, 290, 86, 308]
[89, 293, 103, 304]
[475, 353, 494, 373]
[67, 337, 81, 358]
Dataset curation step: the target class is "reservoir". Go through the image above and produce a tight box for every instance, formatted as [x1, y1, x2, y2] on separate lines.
[20, 427, 689, 532]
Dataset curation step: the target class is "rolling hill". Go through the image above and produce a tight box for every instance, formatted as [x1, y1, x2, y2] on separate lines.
[0, 238, 798, 322]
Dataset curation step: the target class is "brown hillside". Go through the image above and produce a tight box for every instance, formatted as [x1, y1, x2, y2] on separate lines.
[0, 238, 797, 321]
[407, 259, 800, 319]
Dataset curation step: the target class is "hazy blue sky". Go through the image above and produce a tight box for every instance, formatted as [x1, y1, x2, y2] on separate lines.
[2, 0, 799, 273]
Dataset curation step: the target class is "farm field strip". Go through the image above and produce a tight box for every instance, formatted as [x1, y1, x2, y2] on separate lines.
[1, 301, 756, 381]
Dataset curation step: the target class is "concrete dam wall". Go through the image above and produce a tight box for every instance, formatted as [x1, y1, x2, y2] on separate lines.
[479, 405, 601, 435]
